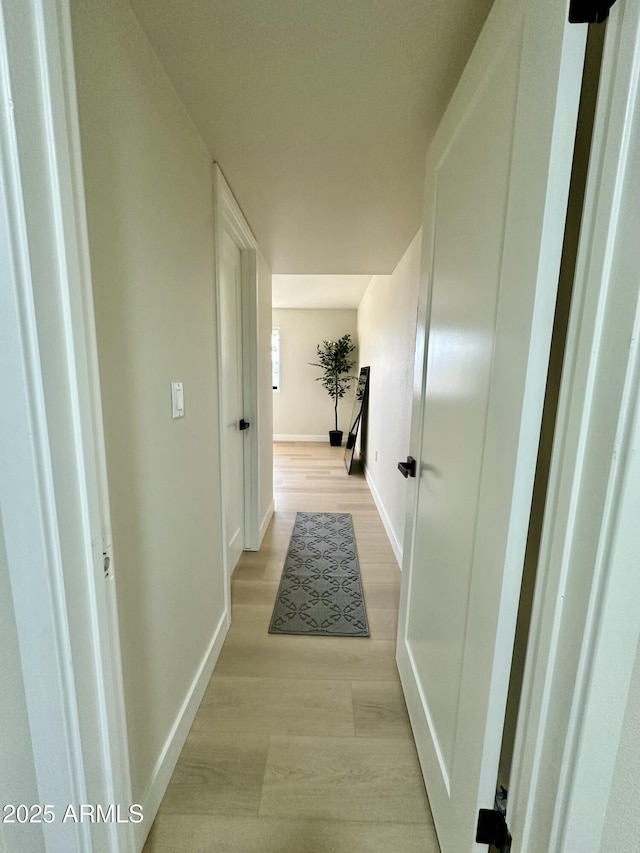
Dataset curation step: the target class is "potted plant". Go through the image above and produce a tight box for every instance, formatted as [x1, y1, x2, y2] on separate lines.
[309, 334, 357, 446]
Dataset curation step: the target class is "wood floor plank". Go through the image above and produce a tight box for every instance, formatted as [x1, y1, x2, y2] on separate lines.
[193, 676, 355, 737]
[158, 731, 269, 817]
[144, 815, 439, 853]
[231, 579, 280, 607]
[352, 680, 414, 740]
[215, 633, 400, 681]
[364, 607, 399, 640]
[361, 581, 401, 611]
[259, 735, 432, 824]
[143, 442, 437, 852]
[357, 561, 401, 582]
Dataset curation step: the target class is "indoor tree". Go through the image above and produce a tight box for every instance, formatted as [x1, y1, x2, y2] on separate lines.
[309, 334, 357, 445]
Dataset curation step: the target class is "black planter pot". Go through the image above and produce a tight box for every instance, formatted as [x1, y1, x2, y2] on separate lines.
[329, 430, 343, 447]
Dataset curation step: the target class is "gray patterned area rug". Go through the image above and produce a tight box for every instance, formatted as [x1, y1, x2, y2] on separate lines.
[269, 512, 370, 637]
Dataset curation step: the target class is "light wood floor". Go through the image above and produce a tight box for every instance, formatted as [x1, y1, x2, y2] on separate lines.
[144, 442, 438, 853]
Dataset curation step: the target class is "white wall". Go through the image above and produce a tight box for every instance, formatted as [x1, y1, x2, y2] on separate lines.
[70, 0, 227, 824]
[272, 309, 358, 441]
[602, 638, 640, 851]
[257, 249, 274, 536]
[0, 520, 44, 853]
[356, 231, 421, 563]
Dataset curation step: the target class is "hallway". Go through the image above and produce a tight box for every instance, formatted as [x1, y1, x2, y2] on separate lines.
[143, 442, 437, 852]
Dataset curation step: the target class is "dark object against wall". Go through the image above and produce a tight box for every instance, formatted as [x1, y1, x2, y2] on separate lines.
[344, 366, 370, 474]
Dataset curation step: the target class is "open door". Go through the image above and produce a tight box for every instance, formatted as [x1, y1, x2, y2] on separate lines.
[396, 0, 587, 850]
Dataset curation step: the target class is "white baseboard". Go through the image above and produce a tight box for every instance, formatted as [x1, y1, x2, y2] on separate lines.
[273, 434, 328, 443]
[240, 502, 274, 557]
[364, 465, 403, 568]
[135, 610, 229, 850]
[259, 500, 275, 543]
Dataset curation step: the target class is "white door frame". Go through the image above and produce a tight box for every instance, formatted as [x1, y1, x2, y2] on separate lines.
[510, 2, 640, 849]
[213, 164, 260, 601]
[0, 1, 133, 850]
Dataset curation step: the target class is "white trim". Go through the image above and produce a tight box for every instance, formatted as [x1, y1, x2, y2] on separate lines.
[259, 500, 275, 544]
[273, 434, 329, 443]
[53, 1, 135, 843]
[213, 164, 260, 598]
[364, 466, 403, 567]
[0, 28, 88, 853]
[241, 245, 260, 551]
[510, 3, 640, 850]
[134, 613, 228, 850]
[0, 2, 133, 851]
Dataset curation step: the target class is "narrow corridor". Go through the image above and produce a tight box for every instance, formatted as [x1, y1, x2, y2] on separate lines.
[144, 443, 437, 852]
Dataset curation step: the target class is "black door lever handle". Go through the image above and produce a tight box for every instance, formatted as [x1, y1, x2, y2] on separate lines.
[239, 419, 250, 431]
[398, 456, 416, 478]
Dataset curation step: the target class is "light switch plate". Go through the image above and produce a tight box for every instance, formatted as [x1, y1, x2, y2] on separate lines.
[171, 382, 184, 418]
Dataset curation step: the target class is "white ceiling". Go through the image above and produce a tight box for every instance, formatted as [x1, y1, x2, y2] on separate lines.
[129, 0, 493, 275]
[272, 275, 373, 309]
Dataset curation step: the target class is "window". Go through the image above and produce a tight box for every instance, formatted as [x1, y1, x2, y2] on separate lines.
[272, 328, 280, 392]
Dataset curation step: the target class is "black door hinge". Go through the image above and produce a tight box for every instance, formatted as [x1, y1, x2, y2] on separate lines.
[239, 419, 250, 431]
[476, 808, 512, 852]
[569, 0, 617, 23]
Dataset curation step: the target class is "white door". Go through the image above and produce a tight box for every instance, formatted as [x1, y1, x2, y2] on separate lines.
[220, 229, 246, 572]
[396, 0, 587, 850]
